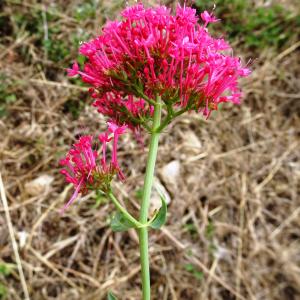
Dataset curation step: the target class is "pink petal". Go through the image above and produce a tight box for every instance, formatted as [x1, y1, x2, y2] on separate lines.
[60, 178, 84, 214]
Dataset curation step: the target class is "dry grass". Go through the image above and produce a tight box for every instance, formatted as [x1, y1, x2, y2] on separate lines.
[0, 0, 300, 299]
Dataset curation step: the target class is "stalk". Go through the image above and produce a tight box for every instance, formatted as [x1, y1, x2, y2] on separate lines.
[138, 96, 162, 300]
[108, 191, 142, 228]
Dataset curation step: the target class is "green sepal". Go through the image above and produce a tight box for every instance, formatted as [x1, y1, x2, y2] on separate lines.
[110, 211, 136, 232]
[149, 195, 167, 229]
[107, 291, 118, 300]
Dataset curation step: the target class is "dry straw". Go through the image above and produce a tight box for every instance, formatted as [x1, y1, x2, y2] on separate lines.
[0, 173, 31, 300]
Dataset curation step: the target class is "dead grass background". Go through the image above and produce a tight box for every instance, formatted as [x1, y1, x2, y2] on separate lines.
[0, 0, 299, 299]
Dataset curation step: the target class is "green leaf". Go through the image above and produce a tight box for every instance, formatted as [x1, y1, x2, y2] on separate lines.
[149, 195, 167, 229]
[76, 54, 86, 67]
[107, 291, 118, 300]
[205, 221, 215, 239]
[184, 263, 203, 281]
[184, 263, 195, 272]
[135, 187, 143, 201]
[110, 211, 136, 232]
[5, 94, 17, 103]
[0, 263, 14, 276]
[0, 105, 7, 118]
[0, 283, 7, 297]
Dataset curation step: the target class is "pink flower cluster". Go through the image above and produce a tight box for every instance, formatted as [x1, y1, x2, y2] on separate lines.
[60, 123, 126, 212]
[68, 3, 250, 125]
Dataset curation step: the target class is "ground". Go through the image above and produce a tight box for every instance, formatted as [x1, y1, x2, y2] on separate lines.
[0, 0, 299, 299]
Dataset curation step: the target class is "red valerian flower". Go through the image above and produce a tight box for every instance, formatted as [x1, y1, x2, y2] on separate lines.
[68, 3, 250, 128]
[107, 122, 127, 180]
[60, 124, 127, 212]
[200, 10, 220, 25]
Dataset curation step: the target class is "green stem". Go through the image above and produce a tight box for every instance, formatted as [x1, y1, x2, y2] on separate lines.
[156, 106, 188, 133]
[108, 191, 142, 228]
[138, 95, 162, 300]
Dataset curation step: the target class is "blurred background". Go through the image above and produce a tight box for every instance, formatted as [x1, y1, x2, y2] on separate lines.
[0, 0, 299, 299]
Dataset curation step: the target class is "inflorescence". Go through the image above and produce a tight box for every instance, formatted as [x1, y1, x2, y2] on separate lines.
[60, 122, 126, 212]
[61, 3, 250, 209]
[68, 3, 250, 130]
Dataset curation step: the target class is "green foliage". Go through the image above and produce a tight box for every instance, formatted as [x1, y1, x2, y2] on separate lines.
[205, 220, 215, 239]
[110, 193, 167, 231]
[184, 223, 197, 236]
[110, 211, 136, 232]
[107, 291, 118, 300]
[43, 23, 90, 63]
[0, 262, 14, 299]
[184, 263, 204, 281]
[149, 195, 167, 229]
[74, 1, 96, 21]
[0, 263, 13, 277]
[194, 0, 299, 51]
[0, 75, 17, 118]
[76, 54, 87, 67]
[63, 99, 85, 119]
[205, 220, 217, 256]
[43, 38, 69, 63]
[11, 6, 91, 64]
[0, 283, 7, 298]
[135, 188, 144, 201]
[241, 5, 297, 50]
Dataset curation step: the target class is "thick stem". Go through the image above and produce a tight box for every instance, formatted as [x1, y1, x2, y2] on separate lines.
[138, 96, 162, 300]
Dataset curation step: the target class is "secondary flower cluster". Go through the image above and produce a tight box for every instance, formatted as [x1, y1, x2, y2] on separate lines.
[60, 122, 126, 212]
[68, 3, 250, 127]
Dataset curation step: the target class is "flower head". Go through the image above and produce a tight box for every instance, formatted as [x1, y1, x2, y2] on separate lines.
[69, 3, 250, 129]
[60, 124, 127, 212]
[60, 135, 98, 212]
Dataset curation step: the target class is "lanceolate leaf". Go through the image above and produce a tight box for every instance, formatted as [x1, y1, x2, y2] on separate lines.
[110, 211, 136, 232]
[149, 195, 167, 229]
[107, 291, 118, 300]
